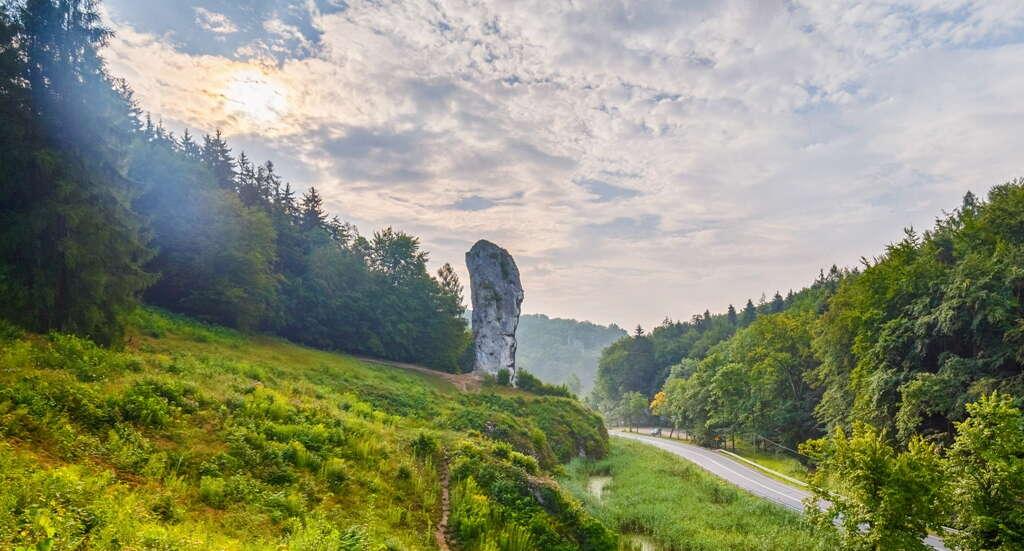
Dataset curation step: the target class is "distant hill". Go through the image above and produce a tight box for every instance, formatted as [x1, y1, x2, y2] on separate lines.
[516, 314, 627, 393]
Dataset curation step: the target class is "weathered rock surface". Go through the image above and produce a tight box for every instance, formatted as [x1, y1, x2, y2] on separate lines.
[466, 240, 524, 381]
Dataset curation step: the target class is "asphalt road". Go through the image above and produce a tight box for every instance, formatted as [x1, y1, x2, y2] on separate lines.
[610, 430, 948, 550]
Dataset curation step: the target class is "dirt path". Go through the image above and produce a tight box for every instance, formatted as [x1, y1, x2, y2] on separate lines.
[357, 356, 482, 392]
[435, 458, 451, 551]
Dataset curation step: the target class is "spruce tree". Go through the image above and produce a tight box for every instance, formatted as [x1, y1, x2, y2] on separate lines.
[201, 129, 235, 189]
[740, 299, 757, 326]
[179, 128, 200, 160]
[437, 262, 465, 314]
[0, 0, 152, 344]
[300, 186, 326, 230]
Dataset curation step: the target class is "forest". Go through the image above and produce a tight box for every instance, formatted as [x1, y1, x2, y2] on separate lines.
[2, 0, 1022, 549]
[594, 186, 1024, 549]
[0, 0, 470, 372]
[515, 314, 626, 394]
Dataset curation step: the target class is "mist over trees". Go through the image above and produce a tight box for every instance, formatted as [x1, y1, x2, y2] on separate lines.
[0, 0, 470, 370]
[515, 314, 626, 393]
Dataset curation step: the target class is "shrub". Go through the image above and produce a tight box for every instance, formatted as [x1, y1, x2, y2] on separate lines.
[322, 458, 348, 489]
[283, 515, 377, 551]
[0, 318, 22, 342]
[199, 476, 227, 508]
[150, 494, 180, 522]
[105, 424, 155, 472]
[509, 451, 539, 475]
[515, 370, 572, 397]
[118, 382, 174, 428]
[285, 440, 313, 469]
[945, 392, 1024, 550]
[410, 432, 439, 460]
[496, 368, 511, 386]
[37, 333, 140, 382]
[801, 423, 945, 550]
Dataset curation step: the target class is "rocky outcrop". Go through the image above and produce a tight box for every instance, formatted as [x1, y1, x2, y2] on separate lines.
[466, 240, 524, 382]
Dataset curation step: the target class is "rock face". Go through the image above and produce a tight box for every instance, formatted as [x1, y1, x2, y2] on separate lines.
[466, 240, 524, 382]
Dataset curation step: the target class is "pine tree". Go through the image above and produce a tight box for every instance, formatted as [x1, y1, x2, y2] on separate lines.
[740, 299, 756, 326]
[277, 182, 298, 218]
[0, 0, 153, 344]
[437, 262, 465, 314]
[236, 151, 259, 205]
[201, 129, 235, 189]
[259, 160, 280, 205]
[770, 291, 784, 313]
[300, 186, 326, 230]
[179, 128, 200, 160]
[727, 304, 738, 326]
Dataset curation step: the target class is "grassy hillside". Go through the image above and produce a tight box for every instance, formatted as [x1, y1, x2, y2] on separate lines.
[561, 439, 834, 551]
[0, 309, 613, 550]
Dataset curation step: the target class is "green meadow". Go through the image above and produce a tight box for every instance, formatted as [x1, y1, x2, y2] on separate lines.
[562, 438, 835, 551]
[0, 309, 612, 550]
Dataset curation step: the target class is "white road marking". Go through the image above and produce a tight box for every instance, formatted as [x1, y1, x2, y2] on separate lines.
[615, 432, 805, 508]
[610, 430, 948, 551]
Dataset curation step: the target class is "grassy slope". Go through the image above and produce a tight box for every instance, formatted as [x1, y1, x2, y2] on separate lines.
[729, 440, 809, 484]
[561, 439, 834, 551]
[0, 309, 611, 550]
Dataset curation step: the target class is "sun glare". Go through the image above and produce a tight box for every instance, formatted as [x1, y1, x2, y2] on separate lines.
[223, 70, 287, 123]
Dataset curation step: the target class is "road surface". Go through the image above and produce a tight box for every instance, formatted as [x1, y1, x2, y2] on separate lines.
[611, 430, 947, 550]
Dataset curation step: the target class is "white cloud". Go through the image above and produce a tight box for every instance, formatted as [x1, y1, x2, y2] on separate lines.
[194, 7, 237, 35]
[105, 0, 1024, 328]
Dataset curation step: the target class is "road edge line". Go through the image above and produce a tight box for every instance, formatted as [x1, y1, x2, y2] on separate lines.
[715, 449, 808, 487]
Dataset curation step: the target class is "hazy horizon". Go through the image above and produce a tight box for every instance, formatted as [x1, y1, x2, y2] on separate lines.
[100, 0, 1024, 329]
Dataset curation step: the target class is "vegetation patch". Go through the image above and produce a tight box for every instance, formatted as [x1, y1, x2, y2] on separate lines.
[562, 439, 835, 551]
[0, 308, 612, 550]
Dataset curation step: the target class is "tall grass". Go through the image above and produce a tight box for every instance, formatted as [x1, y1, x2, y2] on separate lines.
[0, 307, 611, 550]
[562, 439, 836, 551]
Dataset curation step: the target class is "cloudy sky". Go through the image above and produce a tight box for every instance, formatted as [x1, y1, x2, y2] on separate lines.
[101, 0, 1024, 329]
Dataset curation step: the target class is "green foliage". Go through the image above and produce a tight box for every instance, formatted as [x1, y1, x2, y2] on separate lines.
[591, 265, 842, 429]
[945, 392, 1024, 551]
[515, 369, 573, 397]
[444, 391, 608, 468]
[562, 439, 834, 551]
[656, 310, 824, 449]
[410, 432, 440, 460]
[448, 441, 616, 551]
[812, 184, 1024, 441]
[0, 0, 470, 370]
[496, 368, 511, 386]
[800, 423, 946, 550]
[0, 0, 153, 345]
[604, 184, 1024, 551]
[614, 392, 648, 430]
[0, 309, 611, 549]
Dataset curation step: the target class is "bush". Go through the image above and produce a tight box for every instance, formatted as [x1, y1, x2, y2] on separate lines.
[0, 318, 22, 342]
[801, 423, 945, 550]
[322, 458, 348, 489]
[199, 476, 227, 508]
[118, 382, 174, 428]
[496, 368, 511, 386]
[515, 370, 572, 398]
[509, 451, 539, 475]
[284, 515, 378, 551]
[410, 432, 439, 460]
